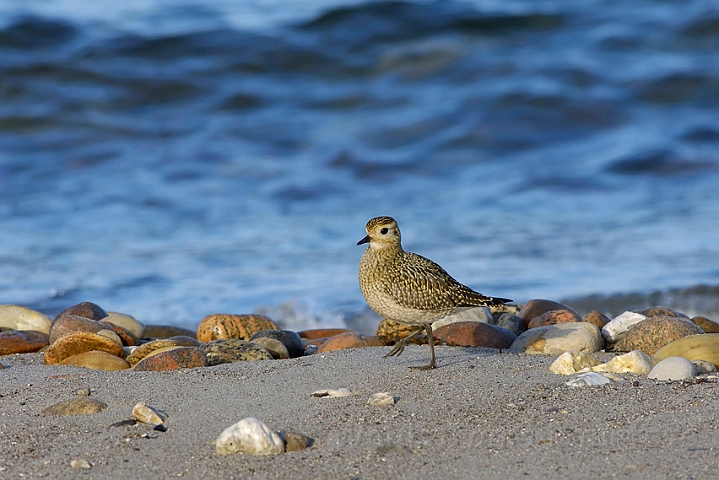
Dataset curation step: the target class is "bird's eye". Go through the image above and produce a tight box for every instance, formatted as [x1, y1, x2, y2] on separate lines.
[380, 227, 389, 234]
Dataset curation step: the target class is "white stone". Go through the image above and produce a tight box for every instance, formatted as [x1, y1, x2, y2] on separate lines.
[132, 402, 165, 425]
[590, 350, 654, 375]
[509, 323, 603, 355]
[367, 392, 396, 406]
[601, 311, 647, 343]
[648, 357, 697, 381]
[549, 351, 601, 375]
[566, 372, 611, 387]
[70, 460, 91, 470]
[0, 305, 52, 334]
[104, 312, 146, 344]
[216, 417, 285, 455]
[432, 306, 493, 329]
[311, 388, 352, 398]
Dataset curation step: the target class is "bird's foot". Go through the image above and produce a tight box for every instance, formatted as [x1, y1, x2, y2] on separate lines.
[384, 339, 407, 358]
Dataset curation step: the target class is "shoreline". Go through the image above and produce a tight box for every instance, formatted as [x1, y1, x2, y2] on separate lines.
[2, 346, 718, 479]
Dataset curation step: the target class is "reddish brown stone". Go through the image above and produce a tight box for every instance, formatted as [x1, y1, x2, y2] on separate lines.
[0, 330, 49, 355]
[196, 314, 279, 343]
[298, 328, 354, 340]
[637, 306, 688, 318]
[692, 316, 719, 334]
[611, 316, 705, 356]
[144, 325, 197, 339]
[133, 346, 207, 371]
[376, 318, 420, 342]
[60, 350, 131, 370]
[433, 322, 516, 349]
[127, 336, 202, 366]
[519, 299, 580, 328]
[527, 309, 581, 329]
[317, 332, 387, 353]
[583, 310, 611, 329]
[54, 302, 108, 322]
[44, 331, 125, 365]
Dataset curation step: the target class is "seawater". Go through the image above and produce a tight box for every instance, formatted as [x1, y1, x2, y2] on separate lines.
[1, 0, 719, 331]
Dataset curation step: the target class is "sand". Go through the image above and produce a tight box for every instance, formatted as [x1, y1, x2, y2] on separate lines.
[1, 345, 718, 479]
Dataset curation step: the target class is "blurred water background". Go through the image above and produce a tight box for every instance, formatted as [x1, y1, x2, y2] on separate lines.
[2, 0, 719, 331]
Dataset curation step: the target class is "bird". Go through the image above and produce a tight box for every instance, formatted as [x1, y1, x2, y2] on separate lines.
[357, 216, 511, 370]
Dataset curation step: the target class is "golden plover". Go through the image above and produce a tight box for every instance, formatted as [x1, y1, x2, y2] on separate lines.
[357, 216, 511, 369]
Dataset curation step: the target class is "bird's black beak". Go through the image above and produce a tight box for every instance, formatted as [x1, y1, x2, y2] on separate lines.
[357, 235, 371, 246]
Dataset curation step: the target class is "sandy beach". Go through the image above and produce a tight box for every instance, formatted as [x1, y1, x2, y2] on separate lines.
[2, 345, 717, 480]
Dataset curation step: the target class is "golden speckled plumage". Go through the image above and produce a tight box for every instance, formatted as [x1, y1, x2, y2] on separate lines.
[357, 216, 511, 369]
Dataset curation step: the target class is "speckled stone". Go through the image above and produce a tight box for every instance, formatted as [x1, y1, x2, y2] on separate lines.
[692, 316, 719, 334]
[133, 346, 207, 371]
[611, 316, 704, 356]
[201, 339, 273, 365]
[583, 310, 611, 329]
[527, 309, 581, 329]
[54, 302, 108, 322]
[42, 398, 107, 416]
[44, 331, 126, 365]
[59, 350, 131, 370]
[509, 323, 603, 355]
[433, 322, 516, 349]
[519, 299, 580, 329]
[0, 305, 52, 334]
[317, 332, 387, 353]
[196, 314, 279, 342]
[0, 330, 49, 355]
[638, 306, 689, 319]
[144, 325, 197, 339]
[376, 318, 419, 342]
[249, 330, 304, 358]
[49, 315, 104, 344]
[126, 336, 202, 366]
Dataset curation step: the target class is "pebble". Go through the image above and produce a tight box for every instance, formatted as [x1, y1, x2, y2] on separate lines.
[653, 333, 719, 367]
[44, 331, 126, 365]
[433, 321, 516, 349]
[279, 431, 313, 452]
[431, 306, 493, 329]
[519, 299, 580, 329]
[367, 392, 397, 406]
[102, 312, 146, 344]
[49, 314, 107, 345]
[611, 316, 704, 355]
[249, 330, 304, 358]
[201, 339, 273, 366]
[548, 351, 602, 375]
[95, 329, 123, 347]
[495, 313, 526, 336]
[527, 309, 582, 329]
[565, 372, 611, 387]
[509, 323, 602, 355]
[0, 305, 52, 334]
[133, 402, 165, 426]
[250, 337, 290, 359]
[127, 336, 202, 366]
[590, 350, 654, 375]
[648, 357, 697, 381]
[583, 310, 611, 329]
[638, 306, 688, 318]
[692, 360, 716, 374]
[298, 328, 354, 340]
[133, 346, 208, 371]
[42, 398, 107, 416]
[70, 460, 91, 470]
[60, 350, 131, 370]
[601, 311, 647, 343]
[691, 316, 719, 333]
[74, 388, 91, 396]
[311, 388, 352, 398]
[304, 344, 319, 355]
[144, 325, 197, 339]
[317, 332, 386, 353]
[196, 314, 279, 342]
[216, 417, 285, 455]
[54, 302, 108, 322]
[0, 330, 49, 355]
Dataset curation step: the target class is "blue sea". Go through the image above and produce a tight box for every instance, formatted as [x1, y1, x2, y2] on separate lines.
[2, 0, 719, 331]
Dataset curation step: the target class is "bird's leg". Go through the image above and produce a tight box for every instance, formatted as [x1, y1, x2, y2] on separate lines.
[409, 323, 436, 370]
[384, 327, 424, 359]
